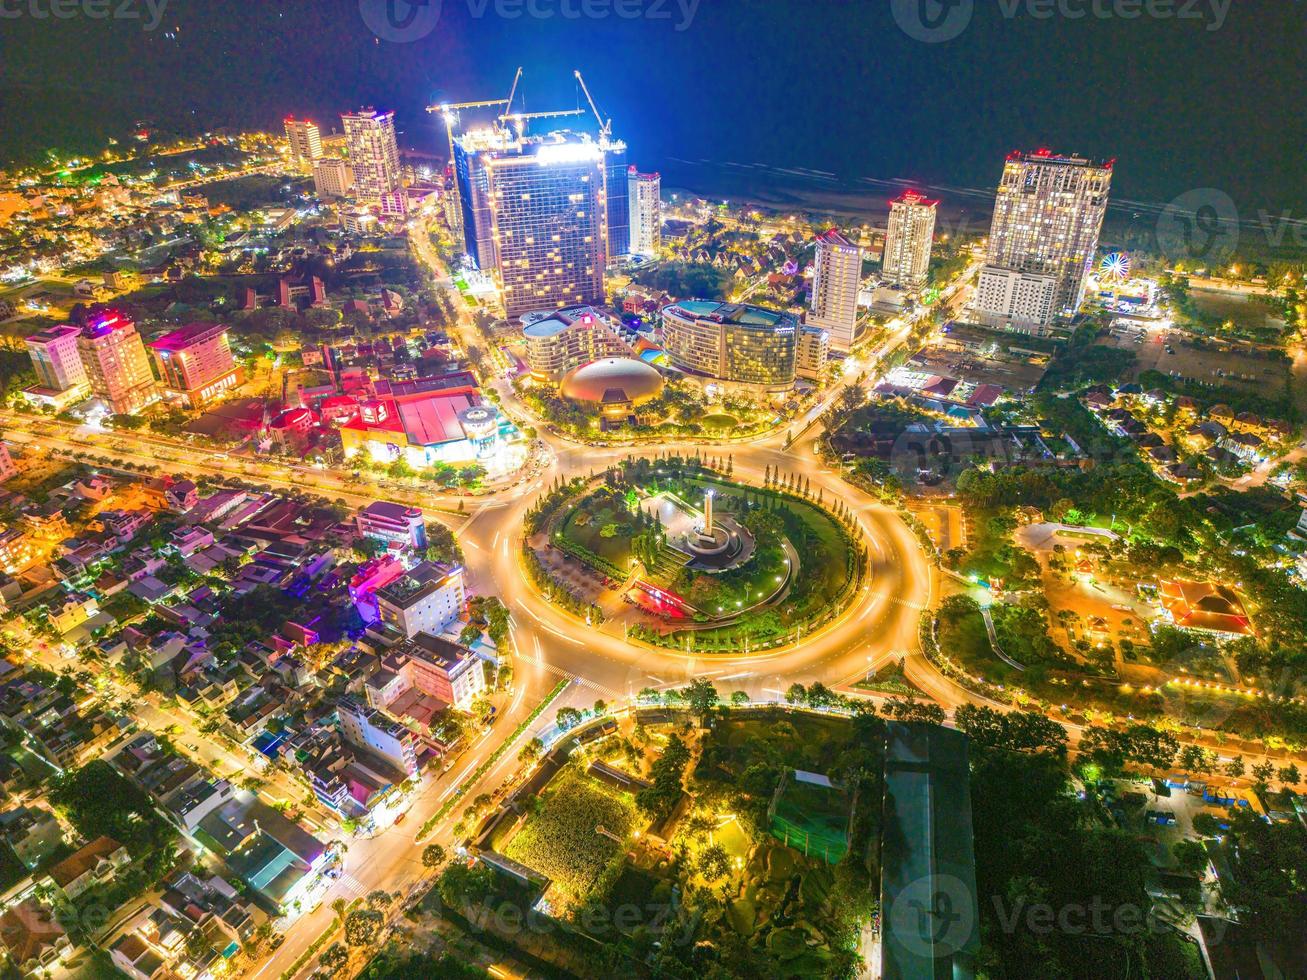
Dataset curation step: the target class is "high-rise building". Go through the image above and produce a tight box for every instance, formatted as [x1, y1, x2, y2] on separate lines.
[628, 168, 661, 256]
[808, 229, 863, 352]
[883, 190, 938, 289]
[283, 117, 323, 173]
[452, 130, 607, 318]
[604, 142, 630, 261]
[342, 108, 402, 209]
[973, 150, 1113, 329]
[520, 305, 631, 381]
[148, 323, 241, 408]
[312, 157, 354, 198]
[25, 324, 87, 393]
[76, 311, 157, 415]
[795, 325, 830, 381]
[661, 300, 798, 392]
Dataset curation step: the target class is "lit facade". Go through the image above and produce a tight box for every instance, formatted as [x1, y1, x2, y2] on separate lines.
[148, 322, 241, 408]
[356, 501, 428, 551]
[25, 324, 87, 392]
[312, 157, 354, 198]
[796, 325, 830, 380]
[975, 150, 1113, 327]
[808, 229, 862, 352]
[342, 108, 402, 206]
[453, 130, 608, 318]
[521, 305, 631, 381]
[283, 117, 323, 173]
[76, 311, 157, 415]
[375, 561, 467, 639]
[883, 190, 938, 289]
[337, 697, 419, 778]
[604, 142, 630, 260]
[662, 300, 798, 392]
[628, 168, 661, 256]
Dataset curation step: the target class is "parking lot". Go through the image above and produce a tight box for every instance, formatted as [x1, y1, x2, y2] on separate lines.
[1096, 323, 1290, 397]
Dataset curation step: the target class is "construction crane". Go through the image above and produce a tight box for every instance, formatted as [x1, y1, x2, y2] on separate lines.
[497, 107, 586, 138]
[573, 70, 611, 142]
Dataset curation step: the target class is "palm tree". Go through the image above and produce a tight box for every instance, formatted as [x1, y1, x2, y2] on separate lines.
[331, 898, 348, 925]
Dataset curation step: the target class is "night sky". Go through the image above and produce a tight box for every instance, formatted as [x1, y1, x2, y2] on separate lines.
[2, 0, 1303, 213]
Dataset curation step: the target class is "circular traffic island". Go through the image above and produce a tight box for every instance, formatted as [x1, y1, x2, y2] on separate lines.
[521, 456, 867, 653]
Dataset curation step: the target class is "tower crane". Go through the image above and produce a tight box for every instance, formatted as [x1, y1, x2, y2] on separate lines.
[573, 71, 611, 142]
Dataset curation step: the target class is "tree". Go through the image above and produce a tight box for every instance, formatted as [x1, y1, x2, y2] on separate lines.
[517, 737, 544, 763]
[319, 943, 348, 976]
[1251, 761, 1276, 789]
[436, 861, 497, 910]
[592, 698, 608, 716]
[343, 908, 384, 948]
[1225, 757, 1246, 779]
[730, 690, 750, 707]
[883, 696, 945, 726]
[784, 683, 806, 705]
[682, 678, 719, 722]
[1277, 763, 1301, 786]
[365, 890, 392, 912]
[697, 843, 731, 883]
[421, 843, 446, 869]
[556, 706, 583, 731]
[331, 898, 348, 924]
[1172, 839, 1209, 877]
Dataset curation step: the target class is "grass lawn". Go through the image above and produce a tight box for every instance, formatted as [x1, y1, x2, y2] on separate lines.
[556, 491, 637, 569]
[503, 770, 637, 903]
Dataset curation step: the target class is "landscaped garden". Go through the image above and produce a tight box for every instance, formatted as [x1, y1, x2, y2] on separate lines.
[527, 456, 867, 653]
[502, 768, 637, 905]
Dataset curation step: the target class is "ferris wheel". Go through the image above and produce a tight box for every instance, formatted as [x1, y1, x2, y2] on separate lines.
[1099, 252, 1132, 283]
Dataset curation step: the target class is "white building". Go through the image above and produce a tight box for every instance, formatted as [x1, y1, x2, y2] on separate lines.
[808, 229, 862, 352]
[973, 150, 1112, 329]
[628, 168, 661, 256]
[796, 325, 830, 381]
[342, 108, 402, 206]
[356, 501, 427, 550]
[973, 268, 1058, 331]
[283, 117, 323, 173]
[312, 157, 354, 198]
[337, 697, 419, 777]
[25, 324, 88, 394]
[375, 561, 466, 640]
[883, 190, 938, 289]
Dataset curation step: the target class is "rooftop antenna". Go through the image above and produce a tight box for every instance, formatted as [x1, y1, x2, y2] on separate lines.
[573, 70, 611, 142]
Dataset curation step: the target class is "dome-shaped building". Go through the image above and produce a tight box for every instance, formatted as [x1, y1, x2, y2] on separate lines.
[560, 357, 664, 417]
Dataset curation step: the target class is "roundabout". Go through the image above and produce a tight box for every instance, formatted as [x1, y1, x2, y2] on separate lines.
[520, 455, 867, 654]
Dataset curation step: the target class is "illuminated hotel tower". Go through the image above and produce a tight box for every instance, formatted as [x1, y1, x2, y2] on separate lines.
[808, 229, 863, 352]
[883, 190, 938, 289]
[76, 310, 157, 415]
[974, 150, 1113, 329]
[453, 130, 607, 318]
[629, 169, 661, 257]
[342, 108, 404, 214]
[284, 117, 323, 173]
